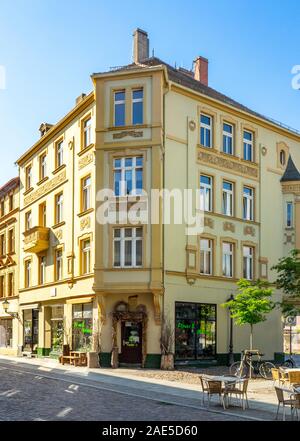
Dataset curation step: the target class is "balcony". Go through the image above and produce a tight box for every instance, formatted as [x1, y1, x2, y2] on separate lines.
[23, 226, 50, 254]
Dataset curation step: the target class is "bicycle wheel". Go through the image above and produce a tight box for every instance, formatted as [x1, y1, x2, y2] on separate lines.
[229, 362, 248, 378]
[259, 362, 275, 379]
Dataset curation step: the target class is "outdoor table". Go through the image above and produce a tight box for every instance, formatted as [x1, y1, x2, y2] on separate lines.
[70, 351, 87, 366]
[205, 375, 241, 409]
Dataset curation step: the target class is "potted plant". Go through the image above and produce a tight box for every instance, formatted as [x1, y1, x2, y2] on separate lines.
[160, 316, 175, 370]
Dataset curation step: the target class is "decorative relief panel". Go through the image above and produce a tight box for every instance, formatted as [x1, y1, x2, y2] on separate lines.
[113, 130, 143, 139]
[284, 232, 295, 245]
[244, 226, 256, 237]
[24, 170, 67, 206]
[197, 149, 258, 179]
[281, 183, 300, 195]
[204, 217, 214, 229]
[80, 216, 91, 231]
[55, 229, 63, 241]
[78, 152, 94, 170]
[223, 221, 235, 233]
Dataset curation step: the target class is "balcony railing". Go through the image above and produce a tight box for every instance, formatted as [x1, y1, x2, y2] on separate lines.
[23, 226, 50, 253]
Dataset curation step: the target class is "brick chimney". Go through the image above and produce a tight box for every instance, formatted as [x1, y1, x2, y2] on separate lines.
[133, 28, 149, 64]
[194, 56, 208, 86]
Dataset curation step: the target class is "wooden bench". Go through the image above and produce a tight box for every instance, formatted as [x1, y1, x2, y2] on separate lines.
[60, 355, 81, 367]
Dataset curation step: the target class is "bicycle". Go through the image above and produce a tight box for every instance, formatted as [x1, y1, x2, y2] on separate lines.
[281, 353, 299, 369]
[229, 349, 275, 379]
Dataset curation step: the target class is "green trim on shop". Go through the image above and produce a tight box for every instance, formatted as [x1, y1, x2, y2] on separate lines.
[274, 352, 285, 363]
[145, 354, 161, 369]
[99, 352, 111, 367]
[36, 348, 51, 357]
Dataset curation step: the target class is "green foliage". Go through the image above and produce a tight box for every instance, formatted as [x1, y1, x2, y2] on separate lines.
[222, 279, 275, 327]
[272, 249, 300, 316]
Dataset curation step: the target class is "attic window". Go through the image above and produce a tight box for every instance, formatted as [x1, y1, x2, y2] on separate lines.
[280, 150, 286, 166]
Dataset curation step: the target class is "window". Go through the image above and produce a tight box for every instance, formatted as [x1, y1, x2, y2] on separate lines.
[132, 89, 143, 125]
[243, 186, 254, 221]
[222, 242, 233, 278]
[200, 114, 212, 148]
[243, 246, 253, 280]
[0, 234, 5, 256]
[280, 150, 286, 167]
[200, 239, 213, 275]
[8, 273, 13, 297]
[0, 200, 4, 217]
[55, 193, 63, 224]
[113, 156, 143, 196]
[25, 211, 32, 231]
[81, 176, 91, 212]
[39, 153, 47, 180]
[286, 202, 293, 228]
[113, 227, 143, 268]
[25, 260, 31, 288]
[83, 117, 92, 149]
[81, 239, 91, 274]
[39, 202, 47, 227]
[175, 302, 216, 360]
[0, 276, 4, 297]
[223, 123, 234, 155]
[56, 140, 64, 168]
[8, 229, 14, 254]
[200, 175, 212, 212]
[114, 91, 125, 127]
[72, 303, 93, 351]
[9, 194, 13, 211]
[0, 319, 12, 348]
[26, 165, 32, 190]
[55, 249, 63, 281]
[243, 130, 253, 162]
[39, 256, 46, 285]
[222, 181, 234, 216]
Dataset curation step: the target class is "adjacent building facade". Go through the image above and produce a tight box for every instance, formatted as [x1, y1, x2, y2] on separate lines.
[2, 29, 300, 366]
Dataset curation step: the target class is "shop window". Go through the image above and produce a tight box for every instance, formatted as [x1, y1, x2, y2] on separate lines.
[72, 303, 93, 351]
[175, 302, 216, 360]
[23, 309, 39, 352]
[0, 319, 12, 348]
[51, 305, 64, 353]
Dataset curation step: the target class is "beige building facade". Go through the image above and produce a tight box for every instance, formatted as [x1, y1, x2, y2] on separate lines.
[4, 28, 300, 366]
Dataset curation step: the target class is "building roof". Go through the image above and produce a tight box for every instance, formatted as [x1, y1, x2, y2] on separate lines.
[280, 156, 300, 182]
[96, 56, 300, 136]
[0, 177, 20, 199]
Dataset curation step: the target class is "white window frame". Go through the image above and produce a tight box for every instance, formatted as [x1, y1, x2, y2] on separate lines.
[243, 130, 253, 162]
[286, 202, 294, 228]
[56, 140, 64, 168]
[40, 154, 47, 180]
[200, 175, 212, 212]
[243, 186, 254, 221]
[56, 193, 64, 224]
[114, 91, 126, 126]
[113, 227, 143, 268]
[82, 176, 91, 211]
[82, 239, 91, 274]
[243, 246, 253, 280]
[25, 211, 32, 231]
[222, 242, 233, 278]
[223, 123, 234, 155]
[26, 165, 32, 190]
[25, 260, 31, 288]
[200, 239, 213, 275]
[132, 89, 143, 125]
[113, 156, 143, 196]
[200, 114, 212, 148]
[83, 117, 92, 148]
[39, 256, 46, 285]
[55, 250, 63, 281]
[222, 181, 233, 216]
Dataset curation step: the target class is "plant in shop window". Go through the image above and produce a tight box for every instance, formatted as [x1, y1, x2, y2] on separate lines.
[160, 315, 175, 370]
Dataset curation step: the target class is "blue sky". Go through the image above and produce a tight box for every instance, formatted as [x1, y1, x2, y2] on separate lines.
[0, 0, 299, 184]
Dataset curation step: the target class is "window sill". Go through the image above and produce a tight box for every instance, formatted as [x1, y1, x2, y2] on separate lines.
[53, 164, 66, 175]
[52, 221, 66, 229]
[37, 177, 49, 186]
[77, 208, 94, 218]
[107, 124, 148, 132]
[240, 158, 258, 167]
[78, 144, 94, 157]
[24, 187, 34, 196]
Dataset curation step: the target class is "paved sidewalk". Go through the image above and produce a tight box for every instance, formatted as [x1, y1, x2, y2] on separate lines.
[0, 355, 288, 421]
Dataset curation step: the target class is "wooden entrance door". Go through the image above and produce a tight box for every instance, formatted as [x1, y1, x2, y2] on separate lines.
[120, 321, 142, 364]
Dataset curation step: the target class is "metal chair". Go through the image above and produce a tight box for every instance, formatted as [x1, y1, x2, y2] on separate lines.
[223, 379, 249, 410]
[274, 387, 296, 421]
[199, 375, 210, 405]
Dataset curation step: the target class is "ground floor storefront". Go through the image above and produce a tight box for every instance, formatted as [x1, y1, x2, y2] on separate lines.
[0, 298, 20, 356]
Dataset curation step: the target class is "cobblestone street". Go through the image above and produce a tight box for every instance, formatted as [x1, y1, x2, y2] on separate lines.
[0, 360, 250, 421]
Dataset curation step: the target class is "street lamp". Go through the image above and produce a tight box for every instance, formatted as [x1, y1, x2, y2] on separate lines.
[227, 294, 235, 366]
[2, 298, 18, 318]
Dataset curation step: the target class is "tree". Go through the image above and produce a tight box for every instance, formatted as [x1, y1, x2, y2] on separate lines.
[222, 279, 276, 350]
[272, 249, 300, 316]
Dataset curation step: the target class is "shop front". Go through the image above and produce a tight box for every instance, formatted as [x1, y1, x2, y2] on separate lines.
[175, 301, 216, 361]
[23, 308, 39, 353]
[0, 318, 13, 349]
[72, 302, 93, 351]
